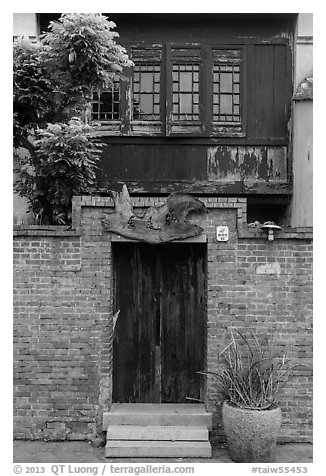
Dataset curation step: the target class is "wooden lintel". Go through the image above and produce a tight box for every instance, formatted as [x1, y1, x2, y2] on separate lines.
[111, 234, 207, 243]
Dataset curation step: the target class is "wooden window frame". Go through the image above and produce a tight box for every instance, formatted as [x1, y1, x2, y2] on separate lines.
[90, 43, 246, 138]
[166, 45, 205, 136]
[128, 45, 164, 136]
[89, 81, 123, 136]
[92, 89, 119, 123]
[209, 46, 246, 138]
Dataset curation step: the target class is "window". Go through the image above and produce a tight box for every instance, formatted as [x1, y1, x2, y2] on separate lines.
[213, 64, 240, 122]
[172, 63, 200, 121]
[211, 49, 243, 136]
[167, 47, 203, 135]
[92, 80, 120, 122]
[91, 44, 244, 137]
[132, 64, 160, 121]
[129, 46, 163, 135]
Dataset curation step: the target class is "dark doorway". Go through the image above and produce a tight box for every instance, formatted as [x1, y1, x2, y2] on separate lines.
[112, 243, 206, 403]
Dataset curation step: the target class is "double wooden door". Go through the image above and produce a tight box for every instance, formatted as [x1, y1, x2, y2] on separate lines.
[112, 243, 206, 403]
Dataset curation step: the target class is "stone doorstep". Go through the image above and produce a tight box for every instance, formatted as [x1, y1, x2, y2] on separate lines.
[103, 404, 213, 431]
[105, 441, 212, 458]
[109, 403, 210, 413]
[106, 425, 209, 441]
[104, 404, 213, 458]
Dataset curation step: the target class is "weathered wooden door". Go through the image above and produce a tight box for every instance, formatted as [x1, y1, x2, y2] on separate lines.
[112, 243, 206, 403]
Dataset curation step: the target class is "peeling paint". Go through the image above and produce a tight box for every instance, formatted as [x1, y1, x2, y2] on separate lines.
[98, 180, 291, 196]
[293, 76, 313, 101]
[256, 262, 281, 276]
[207, 146, 240, 181]
[169, 124, 203, 135]
[207, 146, 287, 182]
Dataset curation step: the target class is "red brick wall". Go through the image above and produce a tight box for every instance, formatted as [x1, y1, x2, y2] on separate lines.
[204, 208, 312, 443]
[13, 197, 313, 442]
[13, 222, 113, 441]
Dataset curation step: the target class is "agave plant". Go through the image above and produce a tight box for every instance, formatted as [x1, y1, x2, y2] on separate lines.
[200, 328, 297, 410]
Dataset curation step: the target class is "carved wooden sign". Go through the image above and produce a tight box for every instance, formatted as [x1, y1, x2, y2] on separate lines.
[102, 184, 208, 244]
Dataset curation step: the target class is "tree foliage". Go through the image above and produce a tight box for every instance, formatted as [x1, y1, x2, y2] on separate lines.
[13, 13, 132, 225]
[14, 119, 103, 225]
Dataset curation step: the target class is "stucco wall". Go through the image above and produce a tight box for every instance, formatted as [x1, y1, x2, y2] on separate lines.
[295, 14, 313, 87]
[290, 13, 313, 227]
[290, 101, 313, 227]
[13, 13, 38, 37]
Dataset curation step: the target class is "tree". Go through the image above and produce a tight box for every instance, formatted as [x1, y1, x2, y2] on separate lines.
[13, 13, 133, 225]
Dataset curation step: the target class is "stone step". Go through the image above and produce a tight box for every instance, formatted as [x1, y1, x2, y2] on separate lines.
[103, 404, 212, 430]
[106, 425, 209, 441]
[105, 440, 212, 458]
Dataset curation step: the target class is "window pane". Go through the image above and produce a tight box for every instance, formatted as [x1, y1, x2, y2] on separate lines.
[132, 63, 160, 120]
[140, 72, 154, 92]
[180, 72, 193, 92]
[172, 63, 200, 121]
[213, 56, 241, 123]
[133, 100, 140, 119]
[220, 95, 232, 115]
[91, 81, 120, 121]
[140, 95, 153, 115]
[220, 73, 233, 93]
[180, 94, 192, 114]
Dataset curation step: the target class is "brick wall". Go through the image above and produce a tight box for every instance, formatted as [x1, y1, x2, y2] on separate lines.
[13, 223, 113, 441]
[13, 196, 312, 442]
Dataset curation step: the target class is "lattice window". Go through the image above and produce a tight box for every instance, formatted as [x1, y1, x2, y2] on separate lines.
[90, 45, 244, 137]
[172, 64, 200, 121]
[132, 64, 160, 121]
[213, 63, 241, 123]
[92, 81, 120, 121]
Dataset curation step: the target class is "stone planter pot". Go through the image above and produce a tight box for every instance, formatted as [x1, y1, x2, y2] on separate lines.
[222, 400, 282, 463]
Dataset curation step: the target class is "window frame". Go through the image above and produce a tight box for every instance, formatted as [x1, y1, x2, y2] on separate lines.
[128, 45, 164, 136]
[91, 78, 121, 127]
[166, 45, 205, 136]
[90, 43, 246, 138]
[209, 45, 246, 138]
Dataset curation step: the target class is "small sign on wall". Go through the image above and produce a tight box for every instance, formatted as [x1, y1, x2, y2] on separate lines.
[216, 226, 229, 242]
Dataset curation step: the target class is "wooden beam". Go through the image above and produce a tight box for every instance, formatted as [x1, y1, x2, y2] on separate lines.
[97, 180, 292, 196]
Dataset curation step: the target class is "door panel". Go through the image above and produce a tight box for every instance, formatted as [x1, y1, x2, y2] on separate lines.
[112, 243, 206, 403]
[160, 245, 206, 402]
[113, 245, 157, 403]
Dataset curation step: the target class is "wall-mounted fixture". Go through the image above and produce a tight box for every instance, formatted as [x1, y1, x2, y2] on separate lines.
[260, 221, 282, 241]
[216, 226, 229, 242]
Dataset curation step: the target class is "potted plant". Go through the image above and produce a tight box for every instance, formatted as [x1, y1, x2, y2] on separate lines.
[200, 328, 296, 463]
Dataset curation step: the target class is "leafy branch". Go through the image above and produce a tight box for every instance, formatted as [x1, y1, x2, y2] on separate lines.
[13, 13, 133, 225]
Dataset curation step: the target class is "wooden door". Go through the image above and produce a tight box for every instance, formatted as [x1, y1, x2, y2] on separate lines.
[112, 243, 206, 403]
